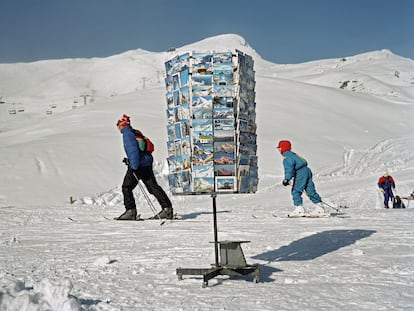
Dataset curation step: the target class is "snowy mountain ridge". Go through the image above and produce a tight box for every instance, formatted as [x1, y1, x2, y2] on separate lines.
[263, 48, 414, 102]
[1, 34, 413, 124]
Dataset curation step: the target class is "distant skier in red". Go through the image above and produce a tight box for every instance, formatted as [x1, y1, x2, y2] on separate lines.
[377, 172, 395, 208]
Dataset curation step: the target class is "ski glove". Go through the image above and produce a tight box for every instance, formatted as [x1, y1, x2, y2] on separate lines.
[122, 158, 130, 166]
[282, 179, 290, 186]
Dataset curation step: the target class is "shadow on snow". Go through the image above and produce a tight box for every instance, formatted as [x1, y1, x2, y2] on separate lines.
[252, 229, 376, 262]
[180, 210, 231, 220]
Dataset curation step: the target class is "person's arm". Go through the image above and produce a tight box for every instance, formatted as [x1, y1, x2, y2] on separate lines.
[122, 128, 140, 170]
[390, 176, 396, 189]
[283, 157, 295, 181]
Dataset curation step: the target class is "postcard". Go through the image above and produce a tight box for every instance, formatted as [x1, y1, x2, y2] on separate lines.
[192, 95, 213, 108]
[192, 52, 212, 64]
[191, 152, 214, 165]
[193, 177, 214, 193]
[214, 128, 235, 142]
[166, 124, 176, 141]
[166, 92, 174, 107]
[192, 107, 212, 119]
[166, 140, 175, 157]
[213, 85, 233, 97]
[180, 67, 189, 87]
[166, 107, 177, 124]
[172, 74, 180, 91]
[192, 119, 213, 132]
[214, 141, 235, 154]
[214, 164, 236, 176]
[192, 62, 213, 75]
[213, 107, 234, 119]
[215, 176, 236, 192]
[192, 75, 212, 91]
[177, 103, 190, 121]
[173, 90, 180, 106]
[168, 170, 192, 194]
[165, 75, 173, 92]
[192, 130, 213, 146]
[177, 137, 189, 155]
[193, 162, 214, 178]
[212, 52, 233, 68]
[180, 86, 190, 105]
[213, 96, 234, 108]
[174, 122, 182, 139]
[214, 152, 234, 165]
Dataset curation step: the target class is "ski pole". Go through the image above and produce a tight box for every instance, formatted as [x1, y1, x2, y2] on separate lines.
[132, 172, 165, 224]
[131, 172, 156, 213]
[322, 202, 340, 212]
[137, 181, 165, 225]
[137, 180, 158, 216]
[286, 182, 340, 212]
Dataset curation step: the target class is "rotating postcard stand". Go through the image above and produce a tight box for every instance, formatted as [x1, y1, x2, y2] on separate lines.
[164, 51, 260, 287]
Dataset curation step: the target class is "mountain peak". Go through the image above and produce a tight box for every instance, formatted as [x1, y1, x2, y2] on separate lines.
[175, 33, 261, 59]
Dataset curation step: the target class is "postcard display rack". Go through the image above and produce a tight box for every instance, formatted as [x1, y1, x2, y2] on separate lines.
[164, 50, 260, 287]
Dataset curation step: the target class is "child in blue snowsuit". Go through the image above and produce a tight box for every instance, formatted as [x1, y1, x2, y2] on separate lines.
[277, 140, 328, 216]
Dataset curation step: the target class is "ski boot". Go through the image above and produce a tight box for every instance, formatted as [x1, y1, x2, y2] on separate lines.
[115, 208, 137, 220]
[288, 205, 306, 218]
[149, 207, 174, 220]
[309, 202, 330, 217]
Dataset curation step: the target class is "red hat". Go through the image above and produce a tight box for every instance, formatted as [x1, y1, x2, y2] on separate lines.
[116, 114, 130, 129]
[276, 140, 291, 154]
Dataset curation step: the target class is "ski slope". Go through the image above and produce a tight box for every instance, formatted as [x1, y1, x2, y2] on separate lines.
[0, 34, 413, 310]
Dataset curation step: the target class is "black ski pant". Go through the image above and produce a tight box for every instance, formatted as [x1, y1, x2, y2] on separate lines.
[122, 166, 172, 210]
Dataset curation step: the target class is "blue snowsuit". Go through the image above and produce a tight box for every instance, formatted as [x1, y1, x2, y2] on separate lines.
[282, 150, 322, 206]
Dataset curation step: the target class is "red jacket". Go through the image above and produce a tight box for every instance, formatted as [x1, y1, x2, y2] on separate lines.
[377, 176, 395, 190]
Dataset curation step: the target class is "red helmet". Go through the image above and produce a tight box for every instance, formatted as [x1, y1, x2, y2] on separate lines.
[116, 114, 131, 129]
[276, 140, 291, 154]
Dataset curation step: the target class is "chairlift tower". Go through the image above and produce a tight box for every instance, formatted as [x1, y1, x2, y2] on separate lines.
[80, 94, 89, 105]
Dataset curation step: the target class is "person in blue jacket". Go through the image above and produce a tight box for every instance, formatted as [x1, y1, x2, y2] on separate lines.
[115, 114, 173, 220]
[276, 140, 329, 217]
[377, 172, 395, 208]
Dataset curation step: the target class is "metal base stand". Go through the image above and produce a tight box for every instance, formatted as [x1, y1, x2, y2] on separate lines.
[176, 194, 260, 287]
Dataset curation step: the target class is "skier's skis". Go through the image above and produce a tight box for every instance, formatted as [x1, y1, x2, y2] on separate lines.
[279, 211, 349, 218]
[286, 213, 331, 218]
[323, 202, 350, 212]
[145, 213, 180, 220]
[106, 213, 181, 226]
[108, 214, 144, 221]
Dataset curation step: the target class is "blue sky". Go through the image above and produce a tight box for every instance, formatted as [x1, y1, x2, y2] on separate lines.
[0, 0, 413, 64]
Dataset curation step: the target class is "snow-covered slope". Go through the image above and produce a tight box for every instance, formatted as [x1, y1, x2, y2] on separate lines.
[262, 49, 414, 103]
[0, 34, 414, 310]
[0, 34, 413, 206]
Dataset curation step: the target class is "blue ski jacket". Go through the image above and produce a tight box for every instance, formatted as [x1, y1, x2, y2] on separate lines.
[121, 125, 153, 170]
[282, 150, 308, 181]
